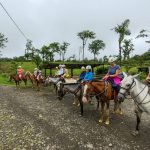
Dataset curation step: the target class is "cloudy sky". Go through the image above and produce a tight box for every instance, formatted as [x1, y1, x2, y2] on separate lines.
[0, 0, 150, 59]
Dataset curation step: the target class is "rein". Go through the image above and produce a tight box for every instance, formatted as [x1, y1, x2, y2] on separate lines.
[83, 81, 108, 97]
[119, 79, 150, 106]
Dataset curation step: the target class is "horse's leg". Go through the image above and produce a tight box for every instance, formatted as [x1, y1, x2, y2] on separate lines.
[105, 101, 110, 125]
[96, 96, 100, 110]
[79, 98, 83, 116]
[99, 101, 105, 123]
[132, 107, 142, 136]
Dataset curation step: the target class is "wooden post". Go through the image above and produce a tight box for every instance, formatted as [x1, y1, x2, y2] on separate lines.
[50, 68, 52, 76]
[71, 68, 73, 77]
[45, 68, 47, 77]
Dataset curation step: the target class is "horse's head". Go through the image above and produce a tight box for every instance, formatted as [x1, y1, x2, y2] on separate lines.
[118, 72, 140, 102]
[82, 82, 96, 103]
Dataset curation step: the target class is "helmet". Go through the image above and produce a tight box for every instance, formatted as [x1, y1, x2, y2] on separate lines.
[108, 57, 116, 63]
[81, 66, 85, 70]
[86, 65, 92, 70]
[59, 64, 62, 68]
[34, 68, 38, 71]
[62, 64, 66, 68]
[18, 66, 21, 68]
[56, 67, 58, 69]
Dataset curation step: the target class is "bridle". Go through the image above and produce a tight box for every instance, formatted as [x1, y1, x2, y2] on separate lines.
[119, 78, 150, 106]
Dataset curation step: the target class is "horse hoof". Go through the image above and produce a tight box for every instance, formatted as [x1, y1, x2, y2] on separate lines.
[99, 119, 103, 123]
[105, 121, 110, 125]
[131, 131, 139, 136]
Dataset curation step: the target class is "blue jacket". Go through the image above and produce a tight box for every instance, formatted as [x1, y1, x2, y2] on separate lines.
[79, 71, 86, 80]
[84, 71, 93, 81]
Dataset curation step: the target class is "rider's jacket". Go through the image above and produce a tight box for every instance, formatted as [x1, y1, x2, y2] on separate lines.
[79, 71, 86, 81]
[84, 71, 93, 81]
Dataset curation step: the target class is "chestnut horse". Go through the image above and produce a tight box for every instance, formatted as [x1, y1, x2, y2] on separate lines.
[82, 80, 122, 125]
[9, 74, 27, 87]
[25, 71, 44, 90]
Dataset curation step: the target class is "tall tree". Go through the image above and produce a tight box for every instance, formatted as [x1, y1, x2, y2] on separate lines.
[49, 42, 60, 61]
[25, 39, 34, 60]
[60, 42, 70, 62]
[88, 40, 105, 62]
[122, 39, 134, 60]
[40, 45, 49, 62]
[0, 33, 8, 57]
[112, 19, 131, 66]
[136, 29, 150, 43]
[77, 30, 95, 61]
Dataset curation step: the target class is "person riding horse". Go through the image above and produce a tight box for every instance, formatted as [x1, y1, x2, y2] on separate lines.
[33, 68, 43, 81]
[78, 66, 86, 82]
[17, 66, 24, 80]
[103, 57, 121, 99]
[62, 65, 70, 78]
[82, 65, 93, 82]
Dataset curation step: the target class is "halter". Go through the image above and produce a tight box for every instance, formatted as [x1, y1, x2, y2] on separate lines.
[119, 78, 150, 106]
[83, 81, 108, 97]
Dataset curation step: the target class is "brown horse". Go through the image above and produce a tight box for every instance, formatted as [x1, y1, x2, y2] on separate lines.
[9, 74, 27, 88]
[25, 71, 44, 91]
[82, 80, 122, 125]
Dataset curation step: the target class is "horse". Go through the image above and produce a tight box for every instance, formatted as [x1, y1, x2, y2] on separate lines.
[82, 80, 122, 125]
[118, 72, 150, 135]
[25, 71, 44, 91]
[58, 82, 100, 116]
[9, 74, 27, 88]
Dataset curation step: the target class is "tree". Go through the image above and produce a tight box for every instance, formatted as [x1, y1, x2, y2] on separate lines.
[0, 33, 8, 57]
[49, 42, 60, 61]
[40, 45, 49, 62]
[136, 29, 150, 43]
[0, 33, 8, 49]
[112, 19, 131, 66]
[122, 39, 134, 60]
[32, 55, 42, 68]
[88, 40, 105, 62]
[60, 42, 70, 62]
[77, 30, 95, 61]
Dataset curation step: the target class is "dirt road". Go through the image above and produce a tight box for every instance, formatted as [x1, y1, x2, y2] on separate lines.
[0, 86, 150, 150]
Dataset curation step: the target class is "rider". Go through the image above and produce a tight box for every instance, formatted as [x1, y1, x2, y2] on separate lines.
[55, 67, 59, 77]
[103, 57, 121, 98]
[83, 65, 93, 82]
[58, 64, 64, 77]
[33, 68, 38, 78]
[146, 67, 150, 84]
[17, 66, 24, 80]
[62, 65, 69, 78]
[78, 66, 86, 82]
[37, 69, 42, 80]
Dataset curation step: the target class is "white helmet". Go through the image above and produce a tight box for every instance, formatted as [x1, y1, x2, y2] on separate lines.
[108, 57, 116, 63]
[81, 66, 85, 70]
[59, 64, 62, 68]
[62, 64, 66, 68]
[86, 65, 92, 70]
[18, 66, 22, 68]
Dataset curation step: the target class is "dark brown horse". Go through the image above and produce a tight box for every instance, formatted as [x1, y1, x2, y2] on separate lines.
[9, 74, 27, 88]
[82, 80, 122, 125]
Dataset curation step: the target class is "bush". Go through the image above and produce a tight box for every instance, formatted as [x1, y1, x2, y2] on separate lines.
[95, 66, 108, 75]
[128, 67, 138, 75]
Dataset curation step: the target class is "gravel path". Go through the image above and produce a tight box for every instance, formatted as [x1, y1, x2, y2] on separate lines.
[0, 86, 150, 150]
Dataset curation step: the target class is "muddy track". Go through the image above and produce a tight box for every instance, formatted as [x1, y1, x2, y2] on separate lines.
[0, 86, 150, 150]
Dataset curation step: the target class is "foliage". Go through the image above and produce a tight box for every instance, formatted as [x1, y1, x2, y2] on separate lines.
[0, 33, 8, 49]
[88, 40, 105, 62]
[112, 19, 131, 65]
[128, 67, 138, 75]
[60, 42, 70, 62]
[77, 30, 96, 61]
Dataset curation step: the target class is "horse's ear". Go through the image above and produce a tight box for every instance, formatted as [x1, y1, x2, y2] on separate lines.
[132, 73, 141, 78]
[122, 72, 127, 78]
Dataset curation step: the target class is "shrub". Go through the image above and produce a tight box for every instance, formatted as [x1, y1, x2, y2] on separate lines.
[128, 67, 138, 75]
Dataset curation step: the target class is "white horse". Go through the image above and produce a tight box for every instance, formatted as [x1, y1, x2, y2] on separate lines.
[118, 72, 150, 135]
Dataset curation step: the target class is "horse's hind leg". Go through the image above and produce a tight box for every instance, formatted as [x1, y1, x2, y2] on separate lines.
[99, 101, 105, 123]
[105, 102, 110, 125]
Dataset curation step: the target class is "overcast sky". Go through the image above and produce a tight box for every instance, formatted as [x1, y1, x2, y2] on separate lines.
[0, 0, 150, 59]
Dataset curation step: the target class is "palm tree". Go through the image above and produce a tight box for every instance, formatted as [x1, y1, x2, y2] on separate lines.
[77, 30, 95, 61]
[88, 40, 105, 62]
[136, 29, 150, 43]
[112, 19, 131, 65]
[60, 42, 70, 62]
[122, 39, 134, 60]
